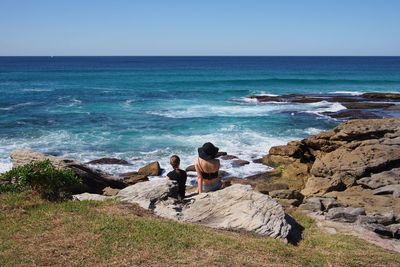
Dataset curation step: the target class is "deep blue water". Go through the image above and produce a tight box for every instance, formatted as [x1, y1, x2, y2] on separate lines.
[1, 56, 400, 182]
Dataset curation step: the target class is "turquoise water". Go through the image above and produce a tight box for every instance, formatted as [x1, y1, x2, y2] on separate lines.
[1, 57, 400, 183]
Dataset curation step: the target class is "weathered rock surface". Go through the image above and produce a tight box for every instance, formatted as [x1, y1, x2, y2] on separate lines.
[325, 207, 366, 223]
[116, 180, 291, 239]
[263, 118, 400, 241]
[119, 172, 149, 185]
[357, 168, 400, 189]
[220, 155, 238, 160]
[232, 159, 250, 166]
[86, 157, 130, 165]
[10, 150, 127, 194]
[73, 193, 112, 201]
[102, 187, 120, 196]
[138, 161, 161, 176]
[372, 185, 400, 198]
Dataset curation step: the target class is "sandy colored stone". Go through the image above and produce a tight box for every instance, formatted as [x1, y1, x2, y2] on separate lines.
[138, 161, 161, 176]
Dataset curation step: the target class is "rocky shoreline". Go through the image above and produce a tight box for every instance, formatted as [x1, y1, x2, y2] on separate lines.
[247, 92, 400, 120]
[5, 116, 400, 249]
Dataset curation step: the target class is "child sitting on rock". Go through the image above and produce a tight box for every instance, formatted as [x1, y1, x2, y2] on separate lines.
[166, 155, 187, 200]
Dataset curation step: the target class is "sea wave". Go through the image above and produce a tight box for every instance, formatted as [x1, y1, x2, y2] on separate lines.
[22, 88, 54, 92]
[329, 91, 364, 96]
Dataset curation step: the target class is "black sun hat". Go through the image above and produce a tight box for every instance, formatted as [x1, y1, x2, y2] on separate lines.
[198, 142, 219, 160]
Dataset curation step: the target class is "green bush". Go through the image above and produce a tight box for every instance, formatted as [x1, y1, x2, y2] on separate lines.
[0, 160, 82, 201]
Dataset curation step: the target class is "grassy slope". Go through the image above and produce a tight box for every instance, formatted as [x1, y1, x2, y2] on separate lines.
[0, 192, 399, 267]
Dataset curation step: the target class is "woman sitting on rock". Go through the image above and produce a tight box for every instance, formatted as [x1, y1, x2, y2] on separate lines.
[166, 155, 187, 200]
[195, 142, 221, 193]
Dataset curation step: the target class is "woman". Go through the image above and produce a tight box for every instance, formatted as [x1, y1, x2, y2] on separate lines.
[195, 142, 221, 193]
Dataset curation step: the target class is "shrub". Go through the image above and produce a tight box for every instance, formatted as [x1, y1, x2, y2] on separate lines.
[0, 160, 82, 201]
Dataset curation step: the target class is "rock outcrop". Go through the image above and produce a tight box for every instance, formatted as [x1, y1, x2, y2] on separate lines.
[114, 180, 291, 240]
[248, 92, 400, 120]
[10, 150, 127, 194]
[263, 118, 400, 240]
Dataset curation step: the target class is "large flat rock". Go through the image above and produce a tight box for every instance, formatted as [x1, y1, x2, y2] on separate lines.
[116, 180, 291, 240]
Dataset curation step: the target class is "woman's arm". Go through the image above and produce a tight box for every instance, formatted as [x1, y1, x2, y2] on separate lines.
[194, 158, 203, 193]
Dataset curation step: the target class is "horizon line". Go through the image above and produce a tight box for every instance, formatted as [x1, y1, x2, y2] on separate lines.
[1, 55, 400, 57]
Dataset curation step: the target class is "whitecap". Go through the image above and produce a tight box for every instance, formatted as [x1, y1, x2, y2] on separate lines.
[330, 91, 363, 96]
[22, 88, 54, 92]
[304, 127, 324, 135]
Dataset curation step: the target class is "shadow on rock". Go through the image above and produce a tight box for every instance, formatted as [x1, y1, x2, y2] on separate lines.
[285, 214, 304, 245]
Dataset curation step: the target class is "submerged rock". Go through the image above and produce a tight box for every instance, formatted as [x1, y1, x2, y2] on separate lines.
[116, 180, 292, 240]
[86, 157, 130, 165]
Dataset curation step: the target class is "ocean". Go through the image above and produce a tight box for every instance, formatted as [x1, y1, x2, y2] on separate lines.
[1, 56, 400, 185]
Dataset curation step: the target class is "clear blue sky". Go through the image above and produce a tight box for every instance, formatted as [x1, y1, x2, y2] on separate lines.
[1, 0, 399, 56]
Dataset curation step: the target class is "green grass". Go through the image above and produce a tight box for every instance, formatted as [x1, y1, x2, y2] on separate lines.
[0, 191, 399, 266]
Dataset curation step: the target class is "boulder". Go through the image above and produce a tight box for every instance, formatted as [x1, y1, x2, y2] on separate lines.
[73, 193, 112, 201]
[357, 168, 400, 189]
[325, 207, 366, 223]
[10, 150, 127, 194]
[362, 223, 393, 238]
[119, 172, 149, 185]
[185, 165, 196, 172]
[301, 176, 344, 196]
[372, 185, 400, 198]
[388, 224, 400, 239]
[220, 155, 238, 160]
[117, 181, 292, 239]
[310, 143, 400, 188]
[215, 151, 227, 158]
[231, 160, 250, 166]
[86, 158, 130, 165]
[117, 180, 179, 209]
[268, 189, 304, 201]
[254, 183, 289, 194]
[102, 187, 121, 196]
[138, 161, 161, 176]
[252, 158, 263, 164]
[269, 143, 304, 158]
[299, 196, 341, 213]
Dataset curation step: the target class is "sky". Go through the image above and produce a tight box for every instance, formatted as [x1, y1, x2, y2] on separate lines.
[0, 0, 399, 56]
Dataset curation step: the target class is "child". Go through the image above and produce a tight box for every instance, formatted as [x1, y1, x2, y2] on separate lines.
[166, 155, 187, 200]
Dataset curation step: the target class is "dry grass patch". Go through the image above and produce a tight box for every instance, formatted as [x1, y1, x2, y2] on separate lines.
[1, 192, 399, 266]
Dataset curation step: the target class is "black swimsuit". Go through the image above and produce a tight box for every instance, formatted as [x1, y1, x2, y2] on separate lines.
[198, 160, 219, 180]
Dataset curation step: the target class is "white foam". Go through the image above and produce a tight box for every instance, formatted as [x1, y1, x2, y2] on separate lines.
[146, 104, 284, 118]
[330, 91, 363, 96]
[303, 101, 347, 116]
[22, 89, 54, 92]
[0, 102, 41, 111]
[304, 127, 324, 135]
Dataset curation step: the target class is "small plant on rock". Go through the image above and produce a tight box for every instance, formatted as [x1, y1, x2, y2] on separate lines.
[0, 160, 82, 201]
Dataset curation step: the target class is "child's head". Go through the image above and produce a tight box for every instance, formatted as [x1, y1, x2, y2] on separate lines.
[170, 155, 180, 169]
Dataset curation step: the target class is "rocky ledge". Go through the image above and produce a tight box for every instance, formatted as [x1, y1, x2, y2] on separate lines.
[248, 92, 400, 120]
[261, 118, 400, 241]
[74, 180, 293, 240]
